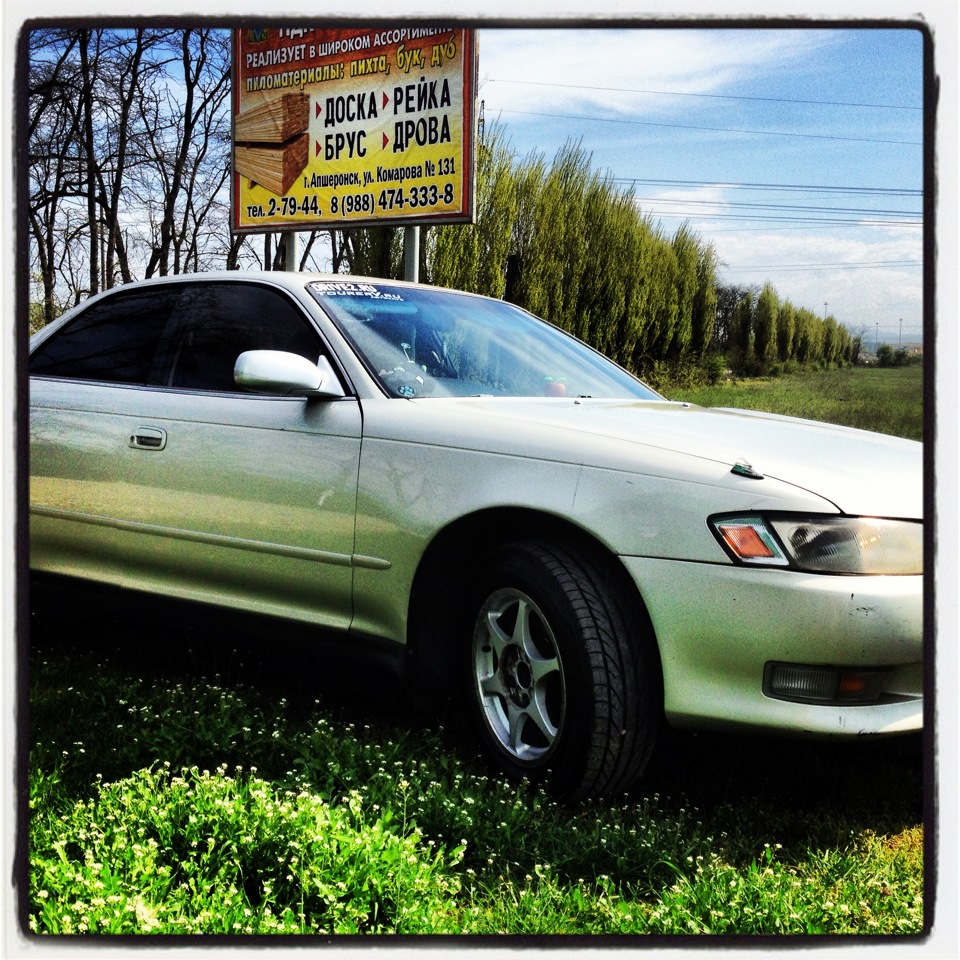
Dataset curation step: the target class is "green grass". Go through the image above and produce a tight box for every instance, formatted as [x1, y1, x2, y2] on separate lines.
[27, 627, 926, 938]
[664, 366, 924, 441]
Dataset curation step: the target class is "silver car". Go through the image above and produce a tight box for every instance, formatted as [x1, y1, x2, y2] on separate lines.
[29, 271, 924, 800]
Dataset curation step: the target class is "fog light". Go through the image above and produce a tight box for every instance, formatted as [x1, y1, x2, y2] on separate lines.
[764, 662, 891, 705]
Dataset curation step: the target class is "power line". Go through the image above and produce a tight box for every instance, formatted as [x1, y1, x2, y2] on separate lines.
[619, 178, 922, 227]
[609, 177, 922, 198]
[498, 107, 922, 147]
[628, 182, 923, 227]
[485, 77, 922, 112]
[731, 260, 922, 272]
[657, 214, 921, 226]
[639, 203, 922, 225]
[699, 222, 922, 233]
[635, 195, 921, 218]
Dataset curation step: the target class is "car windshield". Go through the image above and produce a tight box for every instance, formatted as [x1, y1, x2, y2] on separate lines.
[308, 280, 661, 400]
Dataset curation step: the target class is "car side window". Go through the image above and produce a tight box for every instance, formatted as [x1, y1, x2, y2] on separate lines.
[29, 289, 180, 384]
[158, 283, 324, 392]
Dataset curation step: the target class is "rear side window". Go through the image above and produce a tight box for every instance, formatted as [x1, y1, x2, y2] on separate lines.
[29, 289, 179, 384]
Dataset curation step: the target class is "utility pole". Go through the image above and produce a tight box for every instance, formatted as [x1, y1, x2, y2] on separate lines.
[899, 318, 903, 346]
[875, 322, 879, 352]
[284, 232, 299, 272]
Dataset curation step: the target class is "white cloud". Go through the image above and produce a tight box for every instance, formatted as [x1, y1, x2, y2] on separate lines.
[701, 220, 923, 338]
[479, 28, 833, 118]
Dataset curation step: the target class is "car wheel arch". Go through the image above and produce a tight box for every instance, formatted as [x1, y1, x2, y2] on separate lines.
[405, 507, 663, 701]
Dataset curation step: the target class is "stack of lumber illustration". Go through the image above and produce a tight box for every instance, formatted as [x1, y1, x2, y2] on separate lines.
[235, 133, 309, 196]
[236, 92, 309, 142]
[235, 93, 310, 196]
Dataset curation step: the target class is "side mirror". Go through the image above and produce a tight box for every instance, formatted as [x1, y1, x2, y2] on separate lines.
[234, 350, 345, 398]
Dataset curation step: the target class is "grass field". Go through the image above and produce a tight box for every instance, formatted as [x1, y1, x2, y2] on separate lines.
[665, 365, 924, 441]
[26, 625, 925, 937]
[25, 364, 928, 938]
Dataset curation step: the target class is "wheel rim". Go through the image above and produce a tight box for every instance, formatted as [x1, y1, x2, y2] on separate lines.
[472, 587, 566, 765]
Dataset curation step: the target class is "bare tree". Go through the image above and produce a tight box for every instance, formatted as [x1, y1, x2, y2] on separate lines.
[28, 29, 84, 323]
[28, 26, 239, 317]
[77, 29, 101, 296]
[91, 29, 167, 287]
[137, 29, 231, 277]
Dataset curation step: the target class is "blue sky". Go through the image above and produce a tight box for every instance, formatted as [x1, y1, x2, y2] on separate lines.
[477, 26, 926, 346]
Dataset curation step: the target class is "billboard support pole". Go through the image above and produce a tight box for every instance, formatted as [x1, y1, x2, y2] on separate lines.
[284, 231, 299, 272]
[404, 226, 420, 283]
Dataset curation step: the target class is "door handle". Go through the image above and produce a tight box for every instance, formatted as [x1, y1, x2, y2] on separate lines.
[130, 427, 167, 450]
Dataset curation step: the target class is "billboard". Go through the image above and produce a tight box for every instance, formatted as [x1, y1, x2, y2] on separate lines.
[232, 26, 477, 233]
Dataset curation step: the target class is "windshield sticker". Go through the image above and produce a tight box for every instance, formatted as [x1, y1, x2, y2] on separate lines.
[311, 280, 405, 301]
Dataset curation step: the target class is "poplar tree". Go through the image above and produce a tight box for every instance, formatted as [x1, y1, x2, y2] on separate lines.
[612, 215, 655, 372]
[728, 292, 754, 374]
[428, 123, 517, 295]
[543, 143, 593, 334]
[505, 152, 548, 310]
[821, 316, 839, 366]
[639, 242, 679, 366]
[574, 186, 635, 360]
[777, 300, 796, 362]
[668, 224, 699, 361]
[691, 243, 718, 359]
[794, 308, 822, 364]
[753, 283, 779, 373]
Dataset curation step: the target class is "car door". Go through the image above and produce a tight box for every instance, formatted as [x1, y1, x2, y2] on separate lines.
[30, 279, 363, 629]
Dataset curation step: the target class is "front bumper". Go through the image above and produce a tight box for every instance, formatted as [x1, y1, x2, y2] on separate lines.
[621, 556, 923, 736]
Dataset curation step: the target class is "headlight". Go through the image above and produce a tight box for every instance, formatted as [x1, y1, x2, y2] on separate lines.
[710, 514, 923, 575]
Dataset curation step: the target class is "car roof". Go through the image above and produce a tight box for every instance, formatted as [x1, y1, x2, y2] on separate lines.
[86, 270, 442, 296]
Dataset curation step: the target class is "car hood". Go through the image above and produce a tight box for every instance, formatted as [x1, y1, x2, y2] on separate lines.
[413, 397, 923, 519]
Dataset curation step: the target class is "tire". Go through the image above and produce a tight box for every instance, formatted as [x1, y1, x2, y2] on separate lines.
[465, 539, 661, 802]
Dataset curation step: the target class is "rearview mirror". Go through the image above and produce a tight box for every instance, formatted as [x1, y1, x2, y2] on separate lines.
[234, 350, 345, 398]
